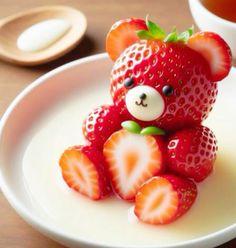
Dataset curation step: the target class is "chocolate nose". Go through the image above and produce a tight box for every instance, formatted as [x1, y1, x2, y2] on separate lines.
[139, 93, 147, 100]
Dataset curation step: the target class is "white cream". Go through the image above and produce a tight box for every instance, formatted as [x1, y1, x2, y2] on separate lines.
[17, 19, 71, 52]
[125, 85, 164, 121]
[22, 80, 236, 247]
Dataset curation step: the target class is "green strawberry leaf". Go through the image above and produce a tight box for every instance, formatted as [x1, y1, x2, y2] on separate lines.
[136, 30, 154, 40]
[188, 25, 194, 36]
[136, 16, 193, 43]
[164, 31, 178, 42]
[121, 121, 142, 134]
[177, 26, 194, 43]
[146, 16, 165, 39]
[140, 126, 166, 136]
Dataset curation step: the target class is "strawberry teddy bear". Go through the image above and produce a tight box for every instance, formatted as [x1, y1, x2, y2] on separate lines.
[59, 18, 232, 225]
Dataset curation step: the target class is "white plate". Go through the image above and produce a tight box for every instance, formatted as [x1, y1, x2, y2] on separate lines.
[0, 53, 236, 248]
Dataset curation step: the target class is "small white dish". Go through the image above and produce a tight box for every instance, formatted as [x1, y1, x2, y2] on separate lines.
[0, 53, 236, 248]
[188, 0, 236, 59]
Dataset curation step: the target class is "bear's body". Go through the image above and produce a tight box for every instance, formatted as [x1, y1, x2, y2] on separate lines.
[83, 39, 219, 182]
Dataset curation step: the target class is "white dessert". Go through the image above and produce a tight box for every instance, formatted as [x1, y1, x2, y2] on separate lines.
[17, 19, 71, 52]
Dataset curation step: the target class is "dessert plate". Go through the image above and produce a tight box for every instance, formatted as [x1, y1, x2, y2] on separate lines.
[0, 53, 236, 248]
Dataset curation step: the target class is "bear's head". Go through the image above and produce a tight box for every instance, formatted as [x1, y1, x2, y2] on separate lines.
[107, 18, 232, 132]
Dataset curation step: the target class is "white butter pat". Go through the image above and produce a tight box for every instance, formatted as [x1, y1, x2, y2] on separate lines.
[17, 19, 71, 52]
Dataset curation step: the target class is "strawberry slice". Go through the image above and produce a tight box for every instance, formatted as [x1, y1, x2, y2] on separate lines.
[103, 129, 164, 201]
[187, 32, 232, 82]
[134, 175, 197, 225]
[106, 18, 147, 61]
[59, 145, 111, 200]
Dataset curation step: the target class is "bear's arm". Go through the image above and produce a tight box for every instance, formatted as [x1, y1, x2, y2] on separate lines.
[166, 125, 217, 182]
[82, 104, 123, 149]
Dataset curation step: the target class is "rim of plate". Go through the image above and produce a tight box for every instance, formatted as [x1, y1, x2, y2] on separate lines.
[0, 53, 236, 248]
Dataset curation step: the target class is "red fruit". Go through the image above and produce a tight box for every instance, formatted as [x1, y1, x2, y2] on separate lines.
[106, 18, 147, 61]
[188, 32, 232, 82]
[134, 175, 197, 225]
[167, 126, 217, 182]
[59, 145, 111, 200]
[103, 129, 165, 201]
[83, 105, 122, 149]
[110, 39, 218, 132]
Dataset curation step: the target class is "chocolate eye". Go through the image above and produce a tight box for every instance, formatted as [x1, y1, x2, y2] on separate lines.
[124, 78, 134, 89]
[162, 85, 174, 96]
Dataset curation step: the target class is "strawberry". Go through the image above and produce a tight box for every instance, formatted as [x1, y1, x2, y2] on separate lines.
[187, 32, 232, 82]
[134, 175, 197, 225]
[59, 145, 111, 200]
[83, 105, 122, 149]
[103, 129, 165, 201]
[108, 18, 231, 132]
[167, 126, 217, 182]
[106, 18, 147, 61]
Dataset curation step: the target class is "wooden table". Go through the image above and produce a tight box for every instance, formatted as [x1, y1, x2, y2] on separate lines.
[0, 0, 235, 247]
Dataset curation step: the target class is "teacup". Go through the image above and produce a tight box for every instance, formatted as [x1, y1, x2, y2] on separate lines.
[188, 0, 236, 61]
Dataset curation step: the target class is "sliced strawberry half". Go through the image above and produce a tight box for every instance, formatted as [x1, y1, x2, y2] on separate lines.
[59, 145, 111, 200]
[106, 18, 147, 61]
[134, 175, 197, 225]
[187, 32, 232, 82]
[103, 129, 164, 201]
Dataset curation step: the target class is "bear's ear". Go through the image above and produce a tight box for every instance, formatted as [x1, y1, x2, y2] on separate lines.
[187, 32, 232, 82]
[106, 18, 147, 61]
